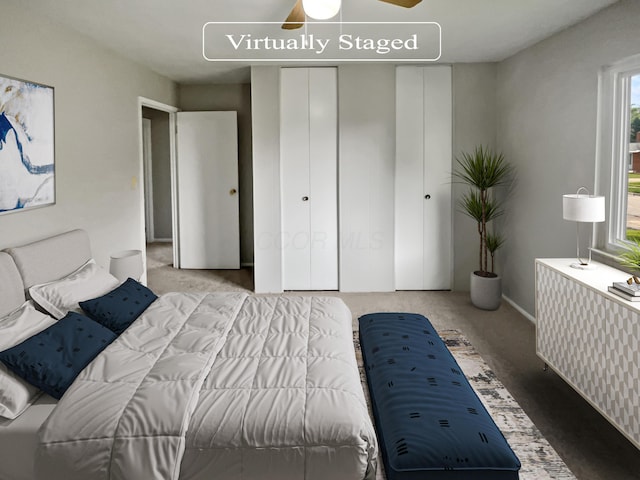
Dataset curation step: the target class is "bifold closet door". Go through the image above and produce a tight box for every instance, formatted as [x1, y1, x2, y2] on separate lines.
[280, 68, 338, 290]
[395, 66, 452, 290]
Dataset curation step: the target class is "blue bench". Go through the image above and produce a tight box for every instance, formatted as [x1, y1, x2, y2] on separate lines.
[359, 312, 521, 480]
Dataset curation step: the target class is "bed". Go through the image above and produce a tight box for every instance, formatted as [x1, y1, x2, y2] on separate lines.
[0, 230, 377, 480]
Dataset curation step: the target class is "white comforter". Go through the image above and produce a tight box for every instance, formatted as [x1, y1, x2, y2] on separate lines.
[35, 293, 377, 480]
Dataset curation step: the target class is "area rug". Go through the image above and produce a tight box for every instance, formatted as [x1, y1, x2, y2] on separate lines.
[353, 329, 576, 480]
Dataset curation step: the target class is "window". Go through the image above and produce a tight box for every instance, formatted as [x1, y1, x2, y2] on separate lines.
[629, 75, 640, 242]
[596, 54, 640, 251]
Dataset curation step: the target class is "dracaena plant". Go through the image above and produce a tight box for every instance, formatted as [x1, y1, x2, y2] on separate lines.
[454, 146, 513, 277]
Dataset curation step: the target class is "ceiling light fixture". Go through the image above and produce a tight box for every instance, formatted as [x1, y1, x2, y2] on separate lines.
[302, 0, 341, 20]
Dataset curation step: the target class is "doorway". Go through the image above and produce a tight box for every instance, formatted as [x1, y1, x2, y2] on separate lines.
[138, 97, 179, 271]
[142, 108, 172, 243]
[138, 97, 242, 275]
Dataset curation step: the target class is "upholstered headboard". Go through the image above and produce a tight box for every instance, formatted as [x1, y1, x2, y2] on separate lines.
[0, 252, 25, 317]
[3, 229, 92, 291]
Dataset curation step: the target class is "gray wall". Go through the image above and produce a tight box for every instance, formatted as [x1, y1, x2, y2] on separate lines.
[496, 0, 640, 317]
[142, 107, 172, 240]
[0, 1, 176, 269]
[452, 63, 498, 291]
[178, 84, 253, 265]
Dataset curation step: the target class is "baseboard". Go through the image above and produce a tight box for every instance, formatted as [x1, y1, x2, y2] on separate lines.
[502, 294, 536, 324]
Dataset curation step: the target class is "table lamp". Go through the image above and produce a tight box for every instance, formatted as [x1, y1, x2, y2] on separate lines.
[109, 249, 143, 282]
[562, 187, 605, 269]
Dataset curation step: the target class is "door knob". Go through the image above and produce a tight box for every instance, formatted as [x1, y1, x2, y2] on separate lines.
[425, 194, 431, 199]
[230, 188, 237, 195]
[302, 196, 309, 201]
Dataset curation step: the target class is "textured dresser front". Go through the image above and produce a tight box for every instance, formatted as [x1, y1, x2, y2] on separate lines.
[535, 259, 640, 449]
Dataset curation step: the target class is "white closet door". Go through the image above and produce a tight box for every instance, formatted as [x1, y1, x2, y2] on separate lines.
[280, 68, 338, 290]
[176, 111, 239, 269]
[395, 66, 452, 290]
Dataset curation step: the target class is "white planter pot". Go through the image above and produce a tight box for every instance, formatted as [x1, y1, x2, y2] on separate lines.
[470, 272, 502, 310]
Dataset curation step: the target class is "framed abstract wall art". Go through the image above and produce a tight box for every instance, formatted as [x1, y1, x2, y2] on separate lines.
[0, 74, 55, 214]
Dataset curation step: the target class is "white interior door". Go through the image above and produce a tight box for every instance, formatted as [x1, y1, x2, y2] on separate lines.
[176, 111, 239, 269]
[280, 68, 338, 290]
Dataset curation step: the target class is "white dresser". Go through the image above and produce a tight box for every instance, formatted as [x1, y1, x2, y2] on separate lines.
[535, 258, 640, 449]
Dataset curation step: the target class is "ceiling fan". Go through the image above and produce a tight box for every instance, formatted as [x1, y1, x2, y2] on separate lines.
[282, 0, 423, 30]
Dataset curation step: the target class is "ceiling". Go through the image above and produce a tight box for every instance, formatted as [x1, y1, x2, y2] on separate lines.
[16, 0, 619, 84]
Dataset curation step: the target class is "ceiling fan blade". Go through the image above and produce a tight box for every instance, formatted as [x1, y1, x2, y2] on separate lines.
[282, 0, 305, 30]
[379, 0, 422, 7]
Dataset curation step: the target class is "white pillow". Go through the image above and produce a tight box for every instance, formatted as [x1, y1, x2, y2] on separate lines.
[0, 301, 56, 419]
[29, 259, 119, 319]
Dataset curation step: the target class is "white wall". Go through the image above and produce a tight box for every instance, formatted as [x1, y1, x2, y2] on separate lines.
[0, 2, 177, 269]
[496, 0, 640, 316]
[339, 65, 396, 292]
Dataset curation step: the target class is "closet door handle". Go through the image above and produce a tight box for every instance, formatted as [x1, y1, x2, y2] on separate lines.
[425, 194, 431, 200]
[302, 196, 309, 202]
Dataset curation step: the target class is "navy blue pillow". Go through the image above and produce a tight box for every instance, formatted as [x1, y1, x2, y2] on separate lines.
[0, 312, 116, 399]
[79, 278, 157, 335]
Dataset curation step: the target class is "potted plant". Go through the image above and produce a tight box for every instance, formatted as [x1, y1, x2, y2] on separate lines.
[454, 146, 513, 310]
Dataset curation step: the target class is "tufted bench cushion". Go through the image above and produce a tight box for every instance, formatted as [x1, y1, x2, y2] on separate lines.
[359, 312, 521, 480]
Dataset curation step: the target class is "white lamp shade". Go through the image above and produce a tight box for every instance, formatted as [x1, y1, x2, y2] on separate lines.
[109, 250, 143, 282]
[562, 193, 605, 222]
[302, 0, 341, 19]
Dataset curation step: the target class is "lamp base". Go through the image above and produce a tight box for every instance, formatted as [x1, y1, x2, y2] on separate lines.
[570, 261, 596, 270]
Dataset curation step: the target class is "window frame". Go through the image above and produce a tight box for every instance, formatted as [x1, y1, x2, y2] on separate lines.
[595, 54, 640, 254]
